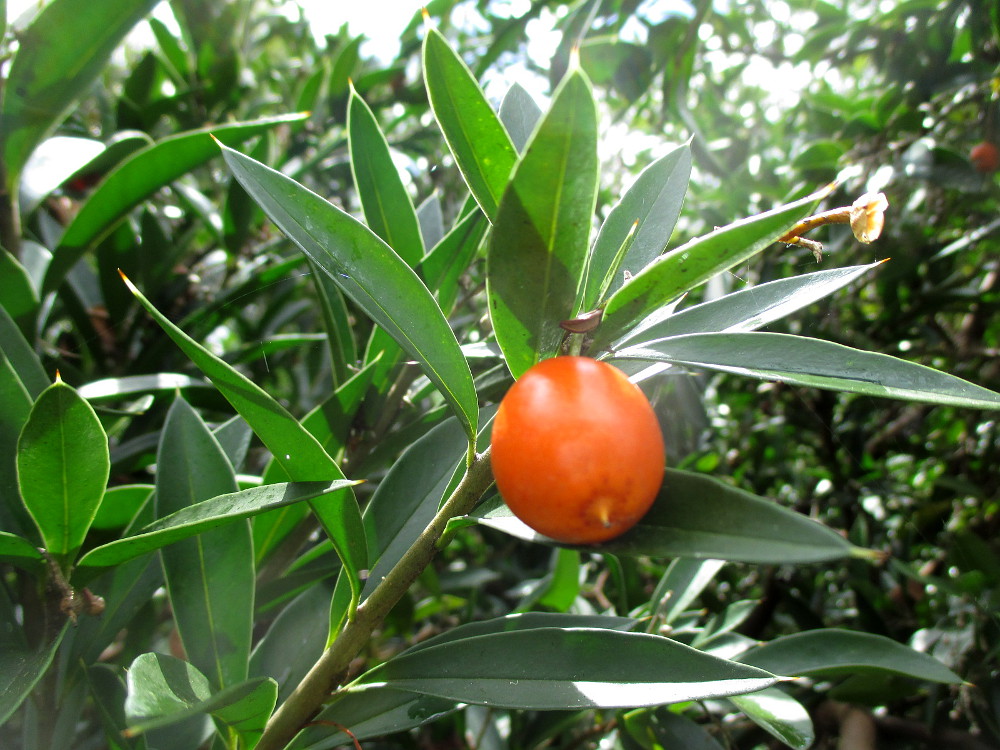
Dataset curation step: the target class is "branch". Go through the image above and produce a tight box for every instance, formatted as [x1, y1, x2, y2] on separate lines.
[254, 446, 495, 750]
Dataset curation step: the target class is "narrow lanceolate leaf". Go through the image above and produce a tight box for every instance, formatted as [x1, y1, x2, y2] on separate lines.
[617, 261, 883, 348]
[349, 86, 427, 388]
[0, 0, 159, 191]
[611, 332, 1000, 410]
[475, 468, 860, 563]
[218, 142, 479, 442]
[156, 397, 251, 690]
[121, 274, 367, 607]
[75, 480, 357, 577]
[16, 380, 109, 566]
[487, 67, 599, 378]
[121, 272, 338, 479]
[582, 141, 693, 311]
[423, 27, 517, 220]
[44, 114, 308, 294]
[596, 187, 832, 347]
[730, 688, 815, 750]
[738, 629, 962, 684]
[348, 87, 424, 266]
[124, 652, 276, 738]
[353, 627, 778, 709]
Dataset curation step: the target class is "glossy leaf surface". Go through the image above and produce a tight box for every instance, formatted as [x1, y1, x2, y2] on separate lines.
[0, 0, 159, 190]
[739, 629, 962, 683]
[583, 142, 692, 310]
[730, 688, 814, 750]
[354, 627, 777, 709]
[487, 68, 599, 377]
[475, 468, 860, 563]
[156, 397, 251, 690]
[612, 331, 1000, 409]
[597, 188, 830, 344]
[16, 380, 109, 564]
[124, 652, 276, 737]
[423, 27, 517, 219]
[77, 480, 356, 577]
[218, 142, 479, 442]
[617, 262, 883, 346]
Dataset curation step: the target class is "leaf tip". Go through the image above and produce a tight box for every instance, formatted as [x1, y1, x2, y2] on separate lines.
[54, 369, 63, 384]
[118, 268, 137, 293]
[850, 546, 888, 564]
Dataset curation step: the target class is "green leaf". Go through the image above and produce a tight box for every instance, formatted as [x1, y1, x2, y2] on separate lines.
[423, 27, 517, 219]
[68, 552, 162, 666]
[360, 413, 473, 600]
[348, 86, 424, 267]
[498, 82, 543, 153]
[348, 87, 427, 389]
[0, 248, 39, 336]
[0, 349, 37, 538]
[16, 379, 109, 565]
[77, 373, 211, 402]
[353, 627, 777, 709]
[254, 363, 375, 568]
[289, 688, 456, 750]
[582, 142, 692, 310]
[730, 688, 814, 750]
[122, 272, 340, 480]
[217, 141, 479, 443]
[309, 256, 359, 388]
[533, 548, 581, 612]
[0, 302, 48, 399]
[420, 206, 488, 314]
[156, 397, 251, 690]
[211, 678, 278, 749]
[21, 135, 104, 213]
[596, 187, 831, 345]
[650, 558, 725, 625]
[44, 114, 308, 294]
[611, 332, 1000, 410]
[0, 615, 65, 724]
[124, 652, 276, 737]
[250, 584, 331, 703]
[622, 708, 726, 750]
[738, 629, 963, 684]
[617, 262, 883, 346]
[0, 530, 44, 572]
[487, 67, 599, 378]
[0, 0, 159, 191]
[475, 468, 861, 563]
[76, 480, 356, 577]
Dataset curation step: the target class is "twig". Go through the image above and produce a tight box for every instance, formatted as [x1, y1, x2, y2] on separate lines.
[254, 447, 495, 750]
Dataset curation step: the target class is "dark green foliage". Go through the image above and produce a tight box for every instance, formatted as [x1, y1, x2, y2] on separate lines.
[2, 1, 999, 749]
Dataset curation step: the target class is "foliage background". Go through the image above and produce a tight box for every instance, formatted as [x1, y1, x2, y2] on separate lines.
[2, 0, 1000, 748]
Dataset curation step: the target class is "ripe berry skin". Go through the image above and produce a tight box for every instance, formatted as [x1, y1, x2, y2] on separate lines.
[971, 142, 1000, 174]
[490, 356, 666, 545]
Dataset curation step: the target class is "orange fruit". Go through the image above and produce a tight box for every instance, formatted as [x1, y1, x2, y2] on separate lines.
[490, 356, 665, 544]
[970, 141, 1000, 174]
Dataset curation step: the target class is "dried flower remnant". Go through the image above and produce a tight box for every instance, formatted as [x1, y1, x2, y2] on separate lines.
[849, 192, 888, 243]
[779, 191, 890, 260]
